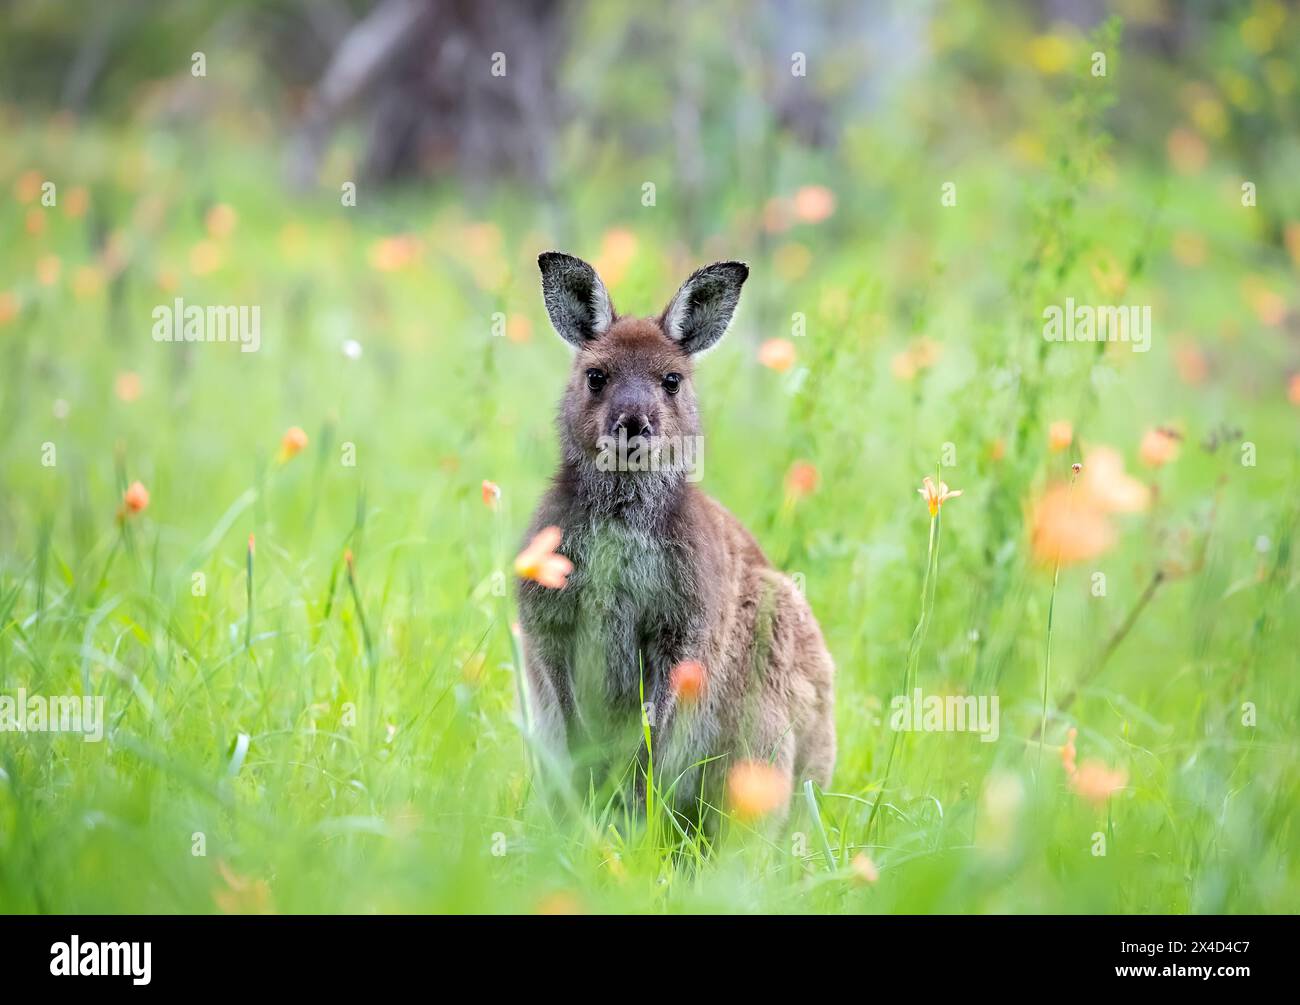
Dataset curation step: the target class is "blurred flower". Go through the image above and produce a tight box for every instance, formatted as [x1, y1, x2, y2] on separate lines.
[1029, 483, 1115, 566]
[670, 660, 706, 705]
[1029, 33, 1071, 75]
[976, 771, 1025, 856]
[849, 853, 879, 884]
[1089, 251, 1128, 299]
[917, 476, 961, 518]
[342, 338, 363, 360]
[1139, 426, 1181, 468]
[1241, 277, 1287, 327]
[890, 337, 941, 381]
[368, 235, 421, 272]
[114, 371, 142, 403]
[500, 314, 530, 344]
[0, 291, 18, 326]
[773, 242, 812, 281]
[1069, 760, 1128, 808]
[988, 438, 1006, 462]
[758, 337, 796, 373]
[1173, 343, 1209, 385]
[53, 399, 70, 420]
[121, 481, 150, 517]
[13, 169, 42, 203]
[593, 228, 637, 287]
[189, 240, 224, 275]
[25, 208, 46, 236]
[36, 254, 61, 286]
[156, 266, 180, 293]
[1289, 374, 1300, 406]
[1285, 222, 1300, 271]
[72, 266, 105, 299]
[535, 890, 583, 915]
[793, 185, 835, 224]
[1060, 726, 1078, 776]
[213, 861, 274, 915]
[762, 197, 793, 234]
[205, 203, 238, 239]
[481, 479, 501, 510]
[726, 760, 790, 823]
[64, 186, 89, 219]
[785, 460, 820, 499]
[278, 426, 309, 462]
[515, 526, 572, 589]
[1079, 446, 1150, 513]
[1166, 127, 1208, 174]
[1170, 230, 1207, 268]
[1048, 420, 1073, 453]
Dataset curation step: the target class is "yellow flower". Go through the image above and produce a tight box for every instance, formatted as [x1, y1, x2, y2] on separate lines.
[515, 526, 573, 590]
[917, 475, 961, 518]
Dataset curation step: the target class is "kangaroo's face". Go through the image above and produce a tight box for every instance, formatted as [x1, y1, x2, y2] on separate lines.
[538, 252, 748, 467]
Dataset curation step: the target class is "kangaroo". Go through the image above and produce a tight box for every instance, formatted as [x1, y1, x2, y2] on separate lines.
[517, 252, 835, 827]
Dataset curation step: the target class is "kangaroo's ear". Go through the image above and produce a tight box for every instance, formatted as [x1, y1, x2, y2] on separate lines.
[661, 261, 749, 354]
[538, 252, 614, 347]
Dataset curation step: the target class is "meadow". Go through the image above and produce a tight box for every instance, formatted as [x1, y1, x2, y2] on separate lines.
[1, 10, 1299, 914]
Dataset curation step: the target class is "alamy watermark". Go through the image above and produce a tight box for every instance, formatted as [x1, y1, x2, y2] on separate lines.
[595, 432, 705, 483]
[152, 297, 261, 352]
[1042, 298, 1151, 353]
[888, 687, 999, 743]
[0, 689, 105, 742]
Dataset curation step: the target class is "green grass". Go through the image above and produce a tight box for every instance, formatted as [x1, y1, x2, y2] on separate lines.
[2, 27, 1300, 913]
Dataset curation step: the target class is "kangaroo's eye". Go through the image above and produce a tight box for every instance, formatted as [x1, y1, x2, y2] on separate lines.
[586, 369, 607, 393]
[662, 373, 682, 395]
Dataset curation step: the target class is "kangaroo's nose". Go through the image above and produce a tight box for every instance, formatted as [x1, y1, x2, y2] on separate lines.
[612, 413, 653, 439]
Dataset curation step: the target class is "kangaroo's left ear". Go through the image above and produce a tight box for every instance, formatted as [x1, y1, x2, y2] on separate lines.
[660, 261, 749, 354]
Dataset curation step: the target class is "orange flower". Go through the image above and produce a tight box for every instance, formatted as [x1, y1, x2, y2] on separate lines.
[1079, 446, 1149, 513]
[505, 314, 532, 344]
[368, 235, 421, 272]
[515, 526, 573, 590]
[1069, 760, 1128, 808]
[213, 860, 274, 915]
[726, 760, 791, 823]
[36, 254, 61, 286]
[785, 460, 819, 499]
[1138, 427, 1181, 468]
[1047, 420, 1073, 453]
[64, 186, 89, 219]
[25, 208, 46, 236]
[189, 240, 223, 275]
[1289, 374, 1300, 406]
[792, 185, 836, 224]
[758, 338, 796, 373]
[205, 203, 238, 239]
[1173, 343, 1209, 385]
[122, 481, 150, 516]
[1060, 726, 1078, 777]
[13, 169, 42, 203]
[535, 890, 583, 915]
[849, 853, 880, 884]
[278, 426, 309, 462]
[114, 371, 142, 403]
[1166, 127, 1208, 175]
[481, 479, 501, 509]
[890, 338, 941, 381]
[1029, 482, 1115, 566]
[670, 660, 706, 705]
[917, 475, 961, 518]
[0, 291, 18, 326]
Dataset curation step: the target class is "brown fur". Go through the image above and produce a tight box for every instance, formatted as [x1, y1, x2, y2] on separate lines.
[519, 255, 835, 827]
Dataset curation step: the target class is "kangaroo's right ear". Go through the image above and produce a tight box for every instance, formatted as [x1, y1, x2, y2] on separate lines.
[538, 252, 614, 347]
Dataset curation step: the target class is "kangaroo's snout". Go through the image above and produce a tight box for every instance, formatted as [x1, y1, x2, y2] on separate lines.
[611, 412, 654, 439]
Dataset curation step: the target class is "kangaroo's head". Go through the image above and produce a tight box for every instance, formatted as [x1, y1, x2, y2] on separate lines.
[537, 252, 748, 477]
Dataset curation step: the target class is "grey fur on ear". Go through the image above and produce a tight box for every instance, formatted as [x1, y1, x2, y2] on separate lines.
[661, 261, 749, 354]
[537, 252, 614, 347]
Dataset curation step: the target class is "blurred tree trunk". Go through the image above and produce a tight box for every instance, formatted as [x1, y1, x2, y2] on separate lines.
[285, 0, 563, 192]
